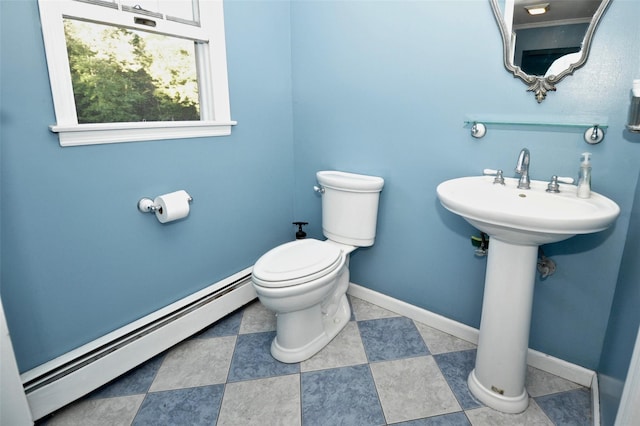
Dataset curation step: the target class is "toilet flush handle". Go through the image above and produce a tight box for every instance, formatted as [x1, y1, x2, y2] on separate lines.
[313, 185, 325, 194]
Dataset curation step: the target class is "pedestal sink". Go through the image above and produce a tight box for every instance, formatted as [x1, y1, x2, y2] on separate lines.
[436, 175, 620, 413]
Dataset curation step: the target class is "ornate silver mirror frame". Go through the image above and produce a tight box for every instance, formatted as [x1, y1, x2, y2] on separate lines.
[489, 0, 612, 102]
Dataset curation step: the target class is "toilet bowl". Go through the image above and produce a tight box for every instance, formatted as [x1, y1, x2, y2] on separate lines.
[252, 239, 355, 363]
[251, 170, 384, 363]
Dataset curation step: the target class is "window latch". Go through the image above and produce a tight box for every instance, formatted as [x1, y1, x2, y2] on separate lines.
[134, 16, 156, 27]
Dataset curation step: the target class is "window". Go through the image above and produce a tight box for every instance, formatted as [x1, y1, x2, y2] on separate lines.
[38, 0, 235, 146]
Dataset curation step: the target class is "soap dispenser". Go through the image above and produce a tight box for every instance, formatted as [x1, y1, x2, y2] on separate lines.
[292, 221, 308, 239]
[577, 152, 592, 199]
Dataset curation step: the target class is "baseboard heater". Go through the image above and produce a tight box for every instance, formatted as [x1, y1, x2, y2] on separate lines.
[21, 267, 256, 421]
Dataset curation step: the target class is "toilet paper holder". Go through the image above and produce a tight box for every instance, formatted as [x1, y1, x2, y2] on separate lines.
[137, 194, 193, 214]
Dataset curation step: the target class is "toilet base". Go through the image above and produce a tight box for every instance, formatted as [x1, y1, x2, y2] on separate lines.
[271, 294, 350, 363]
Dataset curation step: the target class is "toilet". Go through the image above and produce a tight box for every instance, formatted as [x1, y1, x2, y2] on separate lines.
[251, 170, 384, 363]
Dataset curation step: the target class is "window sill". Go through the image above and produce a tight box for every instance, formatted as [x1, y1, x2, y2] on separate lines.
[50, 120, 237, 147]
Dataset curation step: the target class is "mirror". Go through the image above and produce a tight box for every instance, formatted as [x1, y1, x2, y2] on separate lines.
[489, 0, 611, 102]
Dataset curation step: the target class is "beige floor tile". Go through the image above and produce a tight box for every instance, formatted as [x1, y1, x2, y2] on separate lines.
[301, 321, 368, 372]
[349, 295, 399, 321]
[526, 365, 583, 397]
[414, 320, 476, 354]
[45, 395, 145, 426]
[370, 355, 461, 423]
[217, 374, 301, 426]
[465, 398, 554, 426]
[149, 336, 235, 392]
[238, 301, 276, 334]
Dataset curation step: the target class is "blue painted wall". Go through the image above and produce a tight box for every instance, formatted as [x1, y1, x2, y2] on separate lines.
[598, 171, 640, 425]
[290, 0, 640, 370]
[0, 0, 295, 371]
[1, 0, 639, 380]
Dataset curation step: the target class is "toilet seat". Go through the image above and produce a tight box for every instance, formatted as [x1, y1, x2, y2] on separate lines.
[252, 239, 343, 288]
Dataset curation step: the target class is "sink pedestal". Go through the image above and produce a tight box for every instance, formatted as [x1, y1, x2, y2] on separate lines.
[467, 238, 538, 414]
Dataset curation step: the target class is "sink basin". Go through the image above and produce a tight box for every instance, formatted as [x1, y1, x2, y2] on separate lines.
[436, 176, 620, 245]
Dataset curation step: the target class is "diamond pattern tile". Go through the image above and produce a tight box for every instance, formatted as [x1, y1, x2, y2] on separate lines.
[301, 364, 385, 426]
[37, 296, 593, 426]
[358, 316, 430, 362]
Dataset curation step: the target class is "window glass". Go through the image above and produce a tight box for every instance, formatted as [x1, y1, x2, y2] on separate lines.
[64, 18, 199, 124]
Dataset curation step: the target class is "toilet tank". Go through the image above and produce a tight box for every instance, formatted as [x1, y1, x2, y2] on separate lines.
[316, 171, 384, 247]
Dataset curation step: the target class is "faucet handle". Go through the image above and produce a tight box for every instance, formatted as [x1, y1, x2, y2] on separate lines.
[556, 176, 575, 184]
[483, 169, 505, 185]
[546, 175, 575, 193]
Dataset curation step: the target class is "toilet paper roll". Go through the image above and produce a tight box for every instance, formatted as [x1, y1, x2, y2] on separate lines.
[154, 190, 191, 223]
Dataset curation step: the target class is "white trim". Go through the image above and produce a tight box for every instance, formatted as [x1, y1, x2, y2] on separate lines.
[592, 373, 601, 426]
[615, 324, 640, 425]
[22, 267, 255, 421]
[347, 282, 595, 387]
[526, 348, 595, 388]
[51, 121, 236, 147]
[1, 299, 34, 425]
[348, 282, 479, 344]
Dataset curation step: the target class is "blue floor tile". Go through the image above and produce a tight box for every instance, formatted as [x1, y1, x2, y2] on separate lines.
[132, 384, 224, 426]
[301, 364, 385, 426]
[194, 309, 243, 338]
[227, 331, 299, 382]
[358, 316, 429, 362]
[535, 387, 592, 426]
[433, 349, 481, 410]
[86, 354, 165, 399]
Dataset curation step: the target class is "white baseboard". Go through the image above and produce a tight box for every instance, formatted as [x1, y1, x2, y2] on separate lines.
[348, 282, 480, 344]
[615, 325, 640, 426]
[347, 282, 595, 388]
[592, 373, 601, 426]
[22, 267, 256, 421]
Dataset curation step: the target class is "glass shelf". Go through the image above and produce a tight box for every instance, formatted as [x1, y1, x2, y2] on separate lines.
[464, 115, 608, 131]
[464, 115, 608, 143]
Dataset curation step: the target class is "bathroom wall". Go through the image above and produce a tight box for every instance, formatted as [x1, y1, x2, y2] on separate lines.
[598, 171, 640, 425]
[1, 0, 639, 382]
[0, 0, 295, 371]
[291, 0, 640, 370]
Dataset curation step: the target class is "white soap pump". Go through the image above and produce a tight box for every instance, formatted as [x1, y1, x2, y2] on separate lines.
[577, 152, 592, 199]
[627, 79, 640, 131]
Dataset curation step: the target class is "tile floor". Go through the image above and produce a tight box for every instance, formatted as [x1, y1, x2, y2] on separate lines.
[37, 295, 592, 425]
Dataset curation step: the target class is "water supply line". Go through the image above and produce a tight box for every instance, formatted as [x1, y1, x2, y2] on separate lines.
[471, 234, 556, 279]
[472, 233, 490, 257]
[537, 247, 556, 279]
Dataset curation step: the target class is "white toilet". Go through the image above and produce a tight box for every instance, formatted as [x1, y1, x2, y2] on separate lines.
[251, 170, 384, 363]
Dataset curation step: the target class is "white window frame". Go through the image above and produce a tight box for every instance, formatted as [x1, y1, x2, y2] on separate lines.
[38, 0, 236, 147]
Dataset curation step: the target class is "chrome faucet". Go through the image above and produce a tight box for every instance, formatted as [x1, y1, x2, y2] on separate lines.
[515, 148, 531, 189]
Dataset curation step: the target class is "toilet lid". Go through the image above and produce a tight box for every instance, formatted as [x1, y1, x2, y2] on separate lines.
[252, 239, 343, 288]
